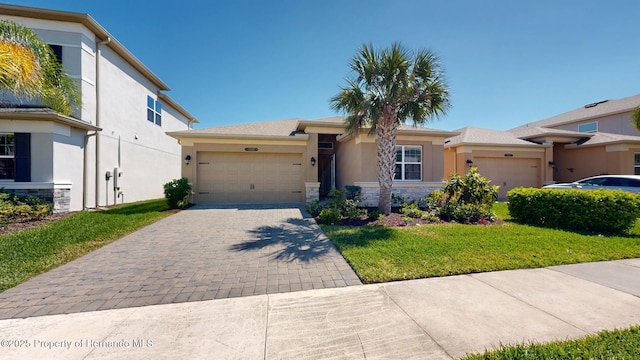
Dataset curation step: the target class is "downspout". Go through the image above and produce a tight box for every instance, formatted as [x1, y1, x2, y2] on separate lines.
[83, 131, 98, 209]
[95, 36, 111, 208]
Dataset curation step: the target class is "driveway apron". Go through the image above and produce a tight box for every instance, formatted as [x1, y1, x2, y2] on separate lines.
[0, 204, 361, 320]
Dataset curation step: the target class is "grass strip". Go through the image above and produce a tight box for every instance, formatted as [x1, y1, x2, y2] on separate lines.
[462, 325, 640, 359]
[0, 199, 171, 291]
[322, 203, 640, 283]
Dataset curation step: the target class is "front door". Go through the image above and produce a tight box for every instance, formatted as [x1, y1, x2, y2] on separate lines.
[318, 154, 335, 196]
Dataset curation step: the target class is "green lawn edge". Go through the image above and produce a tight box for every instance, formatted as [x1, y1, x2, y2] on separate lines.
[321, 202, 640, 284]
[462, 325, 640, 359]
[0, 199, 172, 291]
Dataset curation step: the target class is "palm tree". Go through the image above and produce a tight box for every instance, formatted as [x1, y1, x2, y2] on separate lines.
[0, 20, 79, 115]
[330, 43, 450, 215]
[632, 106, 640, 132]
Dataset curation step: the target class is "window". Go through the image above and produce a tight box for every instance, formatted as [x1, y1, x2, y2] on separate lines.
[394, 145, 422, 181]
[0, 134, 14, 180]
[49, 44, 62, 64]
[635, 153, 640, 175]
[147, 96, 162, 126]
[578, 122, 598, 133]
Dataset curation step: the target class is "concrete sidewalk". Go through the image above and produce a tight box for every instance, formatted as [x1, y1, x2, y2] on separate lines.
[2, 259, 640, 359]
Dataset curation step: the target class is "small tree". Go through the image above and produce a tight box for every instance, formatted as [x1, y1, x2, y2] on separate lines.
[440, 167, 499, 222]
[330, 42, 451, 215]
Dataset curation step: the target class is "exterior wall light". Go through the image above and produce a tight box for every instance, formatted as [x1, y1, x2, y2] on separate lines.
[310, 157, 316, 166]
[466, 159, 473, 167]
[548, 161, 556, 167]
[184, 155, 191, 166]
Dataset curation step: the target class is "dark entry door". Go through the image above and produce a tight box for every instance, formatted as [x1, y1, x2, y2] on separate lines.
[318, 154, 334, 196]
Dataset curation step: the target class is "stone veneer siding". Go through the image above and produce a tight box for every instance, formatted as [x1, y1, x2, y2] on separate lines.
[305, 182, 320, 204]
[353, 182, 444, 207]
[3, 187, 71, 213]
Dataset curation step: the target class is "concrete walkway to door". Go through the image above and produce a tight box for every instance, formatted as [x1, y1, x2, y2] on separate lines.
[0, 204, 361, 320]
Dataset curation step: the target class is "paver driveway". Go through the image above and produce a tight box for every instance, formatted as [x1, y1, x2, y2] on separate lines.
[0, 204, 361, 319]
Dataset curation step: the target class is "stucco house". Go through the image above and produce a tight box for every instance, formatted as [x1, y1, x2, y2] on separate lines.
[168, 117, 456, 206]
[0, 4, 197, 211]
[445, 94, 640, 198]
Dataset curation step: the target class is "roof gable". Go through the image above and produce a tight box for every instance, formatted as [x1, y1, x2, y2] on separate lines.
[175, 118, 301, 137]
[511, 94, 640, 131]
[445, 127, 539, 147]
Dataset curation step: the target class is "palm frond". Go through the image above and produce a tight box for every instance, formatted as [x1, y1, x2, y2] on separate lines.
[631, 106, 640, 131]
[0, 20, 80, 115]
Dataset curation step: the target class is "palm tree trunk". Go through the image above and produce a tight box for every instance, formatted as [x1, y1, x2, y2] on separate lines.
[376, 106, 398, 215]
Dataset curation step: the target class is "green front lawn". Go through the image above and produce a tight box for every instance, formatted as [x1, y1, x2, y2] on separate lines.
[463, 325, 640, 360]
[0, 199, 172, 291]
[322, 203, 640, 283]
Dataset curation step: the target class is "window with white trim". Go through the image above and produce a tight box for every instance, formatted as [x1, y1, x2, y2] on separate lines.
[578, 121, 597, 133]
[147, 96, 162, 126]
[635, 153, 640, 175]
[394, 145, 422, 181]
[0, 134, 15, 180]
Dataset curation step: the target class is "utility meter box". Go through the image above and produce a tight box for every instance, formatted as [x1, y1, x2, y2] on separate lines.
[113, 167, 123, 190]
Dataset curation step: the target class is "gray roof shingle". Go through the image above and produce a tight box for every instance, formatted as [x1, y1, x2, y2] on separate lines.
[510, 94, 640, 131]
[445, 127, 539, 147]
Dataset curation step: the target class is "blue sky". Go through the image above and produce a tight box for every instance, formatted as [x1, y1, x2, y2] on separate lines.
[6, 0, 640, 131]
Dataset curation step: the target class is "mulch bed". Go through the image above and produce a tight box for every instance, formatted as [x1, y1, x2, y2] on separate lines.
[333, 212, 433, 227]
[0, 207, 183, 236]
[315, 207, 503, 227]
[0, 212, 75, 236]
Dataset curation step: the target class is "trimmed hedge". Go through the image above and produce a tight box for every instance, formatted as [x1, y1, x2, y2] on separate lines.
[507, 187, 640, 234]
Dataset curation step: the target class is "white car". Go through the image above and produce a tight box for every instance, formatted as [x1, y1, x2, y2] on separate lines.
[543, 175, 640, 193]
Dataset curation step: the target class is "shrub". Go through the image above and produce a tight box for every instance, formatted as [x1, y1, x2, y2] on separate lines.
[342, 199, 367, 220]
[508, 187, 640, 234]
[326, 188, 344, 210]
[305, 200, 324, 217]
[327, 188, 344, 200]
[0, 192, 52, 221]
[420, 211, 439, 222]
[345, 185, 362, 200]
[400, 202, 424, 218]
[163, 178, 192, 209]
[440, 168, 499, 223]
[391, 193, 407, 207]
[368, 210, 384, 220]
[419, 190, 445, 210]
[319, 207, 342, 224]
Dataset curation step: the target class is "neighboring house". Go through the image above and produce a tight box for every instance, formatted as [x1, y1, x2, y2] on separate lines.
[0, 4, 197, 211]
[444, 94, 640, 198]
[168, 117, 457, 206]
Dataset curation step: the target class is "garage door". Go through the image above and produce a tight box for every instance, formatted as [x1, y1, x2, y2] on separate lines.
[196, 152, 303, 203]
[474, 157, 539, 199]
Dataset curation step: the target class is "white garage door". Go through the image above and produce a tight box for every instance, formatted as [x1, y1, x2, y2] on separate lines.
[196, 152, 303, 203]
[474, 157, 539, 199]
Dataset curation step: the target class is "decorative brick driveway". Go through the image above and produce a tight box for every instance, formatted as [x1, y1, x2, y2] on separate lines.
[0, 204, 361, 319]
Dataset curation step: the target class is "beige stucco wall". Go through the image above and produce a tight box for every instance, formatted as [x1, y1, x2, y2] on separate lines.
[180, 140, 310, 203]
[552, 112, 640, 136]
[444, 145, 549, 198]
[335, 135, 362, 189]
[553, 144, 640, 183]
[336, 134, 445, 187]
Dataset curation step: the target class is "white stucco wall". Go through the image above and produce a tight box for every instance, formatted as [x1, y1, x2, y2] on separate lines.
[93, 45, 188, 206]
[1, 13, 193, 210]
[53, 127, 85, 211]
